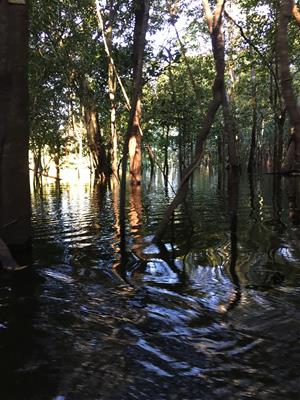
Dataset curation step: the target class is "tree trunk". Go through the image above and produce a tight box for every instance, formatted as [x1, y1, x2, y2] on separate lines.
[119, 0, 150, 268]
[0, 2, 30, 246]
[154, 0, 229, 242]
[164, 126, 169, 178]
[127, 0, 151, 187]
[129, 98, 142, 185]
[83, 107, 109, 181]
[277, 0, 300, 171]
[82, 77, 109, 181]
[247, 64, 257, 174]
[106, 15, 118, 176]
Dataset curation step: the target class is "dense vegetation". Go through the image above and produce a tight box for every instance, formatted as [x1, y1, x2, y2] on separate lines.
[1, 0, 300, 248]
[28, 0, 300, 185]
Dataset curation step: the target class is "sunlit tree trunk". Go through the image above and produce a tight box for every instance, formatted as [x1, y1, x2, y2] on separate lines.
[0, 1, 30, 247]
[129, 98, 142, 185]
[119, 0, 150, 267]
[82, 78, 109, 181]
[106, 3, 118, 177]
[277, 0, 300, 171]
[83, 107, 109, 182]
[128, 0, 150, 187]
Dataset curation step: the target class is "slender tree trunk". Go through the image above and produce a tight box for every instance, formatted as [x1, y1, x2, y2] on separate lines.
[277, 0, 300, 171]
[146, 142, 155, 178]
[164, 126, 169, 177]
[248, 64, 257, 174]
[33, 146, 43, 186]
[167, 58, 183, 176]
[129, 98, 142, 185]
[106, 14, 118, 176]
[0, 2, 30, 246]
[127, 1, 152, 187]
[54, 152, 60, 181]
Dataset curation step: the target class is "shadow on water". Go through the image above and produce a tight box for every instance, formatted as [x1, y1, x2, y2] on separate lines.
[226, 169, 241, 312]
[1, 172, 300, 399]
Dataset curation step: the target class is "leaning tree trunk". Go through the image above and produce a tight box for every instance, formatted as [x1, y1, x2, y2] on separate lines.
[0, 1, 31, 247]
[277, 0, 300, 171]
[154, 0, 230, 242]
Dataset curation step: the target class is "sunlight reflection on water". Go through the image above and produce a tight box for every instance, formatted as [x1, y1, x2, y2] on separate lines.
[1, 173, 300, 399]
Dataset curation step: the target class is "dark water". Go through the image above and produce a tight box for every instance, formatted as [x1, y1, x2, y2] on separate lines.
[1, 172, 300, 400]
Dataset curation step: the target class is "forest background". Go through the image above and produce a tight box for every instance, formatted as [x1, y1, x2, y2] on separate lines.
[1, 0, 300, 249]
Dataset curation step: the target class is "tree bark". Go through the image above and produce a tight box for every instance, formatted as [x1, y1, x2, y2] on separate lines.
[0, 1, 31, 246]
[106, 3, 118, 176]
[129, 98, 142, 185]
[82, 78, 109, 181]
[128, 1, 150, 186]
[119, 0, 150, 256]
[83, 107, 109, 181]
[277, 0, 300, 171]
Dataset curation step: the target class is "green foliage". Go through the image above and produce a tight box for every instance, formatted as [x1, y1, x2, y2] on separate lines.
[28, 0, 300, 174]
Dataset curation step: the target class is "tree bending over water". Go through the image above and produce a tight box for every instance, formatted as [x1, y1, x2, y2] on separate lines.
[154, 0, 235, 242]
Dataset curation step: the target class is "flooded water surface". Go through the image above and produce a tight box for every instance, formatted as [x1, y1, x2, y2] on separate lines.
[1, 173, 300, 399]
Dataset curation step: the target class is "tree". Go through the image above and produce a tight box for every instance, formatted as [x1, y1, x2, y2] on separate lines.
[119, 0, 150, 266]
[154, 0, 235, 242]
[0, 1, 30, 247]
[277, 0, 300, 171]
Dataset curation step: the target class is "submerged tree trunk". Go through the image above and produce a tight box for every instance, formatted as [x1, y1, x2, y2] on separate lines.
[0, 2, 31, 246]
[119, 0, 150, 265]
[277, 0, 300, 171]
[33, 146, 43, 186]
[129, 98, 142, 185]
[127, 0, 151, 187]
[82, 78, 109, 181]
[164, 126, 170, 178]
[154, 0, 231, 242]
[83, 107, 109, 181]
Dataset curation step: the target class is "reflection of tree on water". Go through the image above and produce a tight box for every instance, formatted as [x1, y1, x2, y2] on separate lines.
[226, 169, 241, 311]
[116, 183, 144, 282]
[0, 272, 58, 400]
[244, 175, 287, 289]
[283, 176, 300, 268]
[286, 176, 300, 225]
